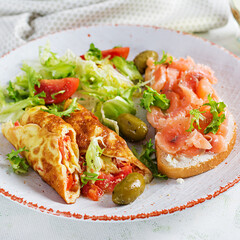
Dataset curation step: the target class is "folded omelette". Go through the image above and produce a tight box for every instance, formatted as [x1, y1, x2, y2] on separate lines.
[2, 106, 81, 204]
[63, 100, 153, 184]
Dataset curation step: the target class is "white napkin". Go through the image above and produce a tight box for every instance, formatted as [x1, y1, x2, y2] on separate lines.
[0, 0, 230, 56]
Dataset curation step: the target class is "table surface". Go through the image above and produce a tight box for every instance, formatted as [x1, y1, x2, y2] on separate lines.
[1, 15, 240, 240]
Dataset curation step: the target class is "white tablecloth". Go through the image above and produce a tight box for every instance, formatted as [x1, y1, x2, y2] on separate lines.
[1, 6, 240, 240]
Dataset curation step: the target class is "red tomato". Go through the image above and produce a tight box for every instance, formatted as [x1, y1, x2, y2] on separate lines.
[95, 165, 132, 193]
[14, 121, 20, 127]
[80, 47, 130, 60]
[35, 78, 79, 104]
[66, 171, 73, 191]
[101, 47, 130, 59]
[81, 183, 104, 201]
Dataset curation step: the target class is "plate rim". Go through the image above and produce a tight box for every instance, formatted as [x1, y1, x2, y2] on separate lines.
[0, 24, 240, 222]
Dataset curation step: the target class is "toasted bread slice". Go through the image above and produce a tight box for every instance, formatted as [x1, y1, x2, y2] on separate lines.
[156, 112, 237, 179]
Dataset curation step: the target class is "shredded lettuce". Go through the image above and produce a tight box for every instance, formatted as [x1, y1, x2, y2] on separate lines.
[0, 92, 45, 123]
[111, 56, 143, 82]
[39, 43, 76, 79]
[84, 43, 102, 61]
[85, 137, 105, 174]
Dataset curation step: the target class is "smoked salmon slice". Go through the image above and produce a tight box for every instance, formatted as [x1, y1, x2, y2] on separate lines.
[145, 55, 229, 157]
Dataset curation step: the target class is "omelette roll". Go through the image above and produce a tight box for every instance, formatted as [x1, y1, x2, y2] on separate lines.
[63, 100, 153, 184]
[2, 106, 81, 204]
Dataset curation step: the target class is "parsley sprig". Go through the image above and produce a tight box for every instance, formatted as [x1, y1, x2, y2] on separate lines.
[6, 147, 29, 174]
[132, 139, 168, 179]
[154, 51, 173, 65]
[186, 109, 206, 132]
[140, 86, 170, 112]
[203, 94, 226, 134]
[42, 97, 79, 117]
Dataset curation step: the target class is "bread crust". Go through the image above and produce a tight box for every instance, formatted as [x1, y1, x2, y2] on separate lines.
[157, 123, 237, 179]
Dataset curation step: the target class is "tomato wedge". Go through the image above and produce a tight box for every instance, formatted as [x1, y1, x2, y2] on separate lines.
[35, 78, 79, 104]
[80, 47, 130, 60]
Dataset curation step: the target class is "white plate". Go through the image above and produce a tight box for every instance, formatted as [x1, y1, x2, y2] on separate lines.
[0, 25, 240, 221]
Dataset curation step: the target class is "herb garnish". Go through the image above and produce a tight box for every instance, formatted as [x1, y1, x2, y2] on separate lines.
[203, 94, 226, 134]
[6, 147, 29, 174]
[132, 139, 168, 179]
[42, 97, 79, 117]
[154, 51, 173, 65]
[140, 86, 170, 112]
[186, 109, 206, 132]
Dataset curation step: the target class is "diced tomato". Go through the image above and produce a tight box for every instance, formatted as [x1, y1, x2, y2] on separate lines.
[81, 183, 104, 201]
[58, 139, 65, 160]
[35, 78, 79, 104]
[14, 121, 20, 127]
[66, 171, 73, 191]
[80, 47, 130, 60]
[95, 165, 132, 193]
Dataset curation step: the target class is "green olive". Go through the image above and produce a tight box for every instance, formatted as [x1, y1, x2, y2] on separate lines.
[112, 172, 145, 205]
[134, 50, 159, 74]
[117, 113, 148, 142]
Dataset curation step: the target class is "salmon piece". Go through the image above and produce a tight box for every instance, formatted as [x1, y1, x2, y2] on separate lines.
[178, 84, 203, 108]
[178, 146, 203, 157]
[147, 106, 165, 129]
[145, 58, 156, 83]
[186, 130, 212, 149]
[205, 133, 227, 153]
[169, 57, 195, 72]
[185, 65, 217, 86]
[216, 113, 228, 138]
[155, 117, 190, 154]
[162, 67, 179, 92]
[151, 66, 167, 92]
[196, 78, 219, 101]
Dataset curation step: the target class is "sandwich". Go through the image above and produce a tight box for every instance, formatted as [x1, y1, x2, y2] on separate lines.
[144, 55, 236, 179]
[63, 100, 153, 200]
[2, 106, 81, 203]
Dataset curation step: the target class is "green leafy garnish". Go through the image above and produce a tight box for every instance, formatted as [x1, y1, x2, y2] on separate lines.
[132, 139, 168, 179]
[85, 137, 105, 174]
[203, 94, 226, 134]
[21, 64, 41, 97]
[186, 109, 206, 132]
[0, 92, 46, 123]
[84, 43, 102, 61]
[80, 172, 105, 187]
[111, 56, 143, 82]
[154, 51, 173, 65]
[39, 43, 76, 79]
[6, 81, 28, 102]
[51, 90, 65, 99]
[140, 86, 170, 112]
[6, 147, 29, 174]
[42, 97, 79, 117]
[80, 137, 105, 186]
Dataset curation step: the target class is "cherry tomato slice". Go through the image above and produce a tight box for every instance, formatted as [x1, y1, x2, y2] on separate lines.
[80, 47, 130, 60]
[35, 78, 79, 104]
